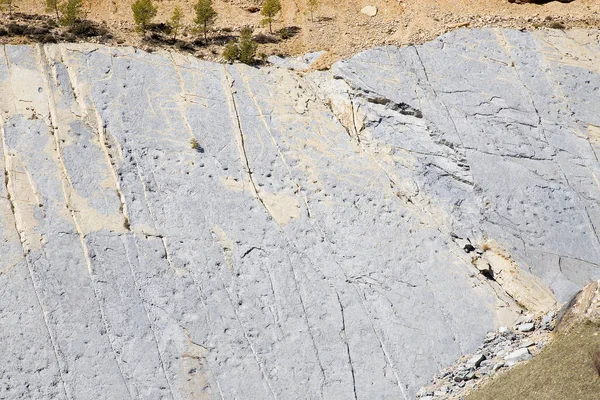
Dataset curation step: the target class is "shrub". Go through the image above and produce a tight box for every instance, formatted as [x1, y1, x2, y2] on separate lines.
[190, 138, 201, 151]
[170, 6, 184, 40]
[261, 0, 281, 34]
[194, 0, 217, 41]
[7, 22, 28, 35]
[253, 32, 278, 44]
[59, 0, 84, 27]
[132, 0, 157, 32]
[69, 20, 108, 37]
[0, 0, 15, 18]
[279, 27, 290, 40]
[306, 0, 320, 22]
[548, 21, 565, 30]
[238, 27, 257, 65]
[46, 0, 60, 20]
[222, 40, 239, 63]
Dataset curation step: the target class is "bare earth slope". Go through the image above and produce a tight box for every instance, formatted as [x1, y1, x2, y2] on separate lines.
[1, 27, 599, 399]
[5, 0, 600, 62]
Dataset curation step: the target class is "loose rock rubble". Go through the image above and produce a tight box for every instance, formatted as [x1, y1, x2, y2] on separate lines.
[416, 311, 558, 399]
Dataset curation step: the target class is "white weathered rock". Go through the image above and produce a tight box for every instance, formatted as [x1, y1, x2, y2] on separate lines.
[519, 340, 536, 348]
[504, 348, 532, 366]
[361, 5, 378, 17]
[518, 322, 535, 332]
[465, 354, 486, 369]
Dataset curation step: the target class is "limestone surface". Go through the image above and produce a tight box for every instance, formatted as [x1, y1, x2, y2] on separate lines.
[1, 28, 599, 399]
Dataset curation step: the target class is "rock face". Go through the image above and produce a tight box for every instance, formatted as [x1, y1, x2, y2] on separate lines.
[0, 28, 599, 399]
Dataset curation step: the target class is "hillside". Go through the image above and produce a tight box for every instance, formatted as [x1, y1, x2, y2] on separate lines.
[2, 0, 600, 64]
[1, 27, 599, 399]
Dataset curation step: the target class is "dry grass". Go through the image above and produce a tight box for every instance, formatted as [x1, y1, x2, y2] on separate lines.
[593, 348, 600, 377]
[468, 319, 600, 400]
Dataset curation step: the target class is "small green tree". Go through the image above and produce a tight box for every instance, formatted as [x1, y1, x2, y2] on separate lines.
[222, 40, 239, 63]
[238, 27, 257, 65]
[46, 0, 60, 20]
[131, 0, 157, 33]
[306, 0, 320, 22]
[170, 6, 184, 40]
[194, 0, 217, 42]
[59, 0, 83, 26]
[0, 0, 15, 18]
[261, 0, 281, 34]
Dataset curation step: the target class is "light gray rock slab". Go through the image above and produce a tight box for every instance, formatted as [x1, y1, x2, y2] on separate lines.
[324, 28, 600, 304]
[504, 348, 532, 366]
[361, 5, 378, 17]
[517, 322, 535, 332]
[1, 28, 599, 399]
[465, 354, 486, 370]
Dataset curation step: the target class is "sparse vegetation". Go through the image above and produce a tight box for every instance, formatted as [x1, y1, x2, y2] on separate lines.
[261, 0, 281, 34]
[253, 32, 278, 44]
[238, 27, 257, 65]
[131, 0, 157, 33]
[593, 348, 600, 377]
[279, 27, 290, 40]
[0, 0, 15, 18]
[190, 138, 200, 151]
[306, 0, 320, 22]
[59, 0, 84, 27]
[46, 0, 60, 20]
[169, 6, 184, 40]
[194, 0, 217, 42]
[548, 21, 565, 29]
[222, 40, 239, 63]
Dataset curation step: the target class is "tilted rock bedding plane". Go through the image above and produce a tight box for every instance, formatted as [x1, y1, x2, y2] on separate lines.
[0, 28, 599, 399]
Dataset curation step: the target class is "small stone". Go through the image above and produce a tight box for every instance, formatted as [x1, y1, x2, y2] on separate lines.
[504, 348, 532, 366]
[519, 340, 535, 348]
[361, 5, 378, 17]
[475, 257, 492, 275]
[498, 326, 510, 335]
[483, 331, 496, 343]
[517, 322, 535, 332]
[541, 311, 555, 329]
[464, 371, 476, 381]
[416, 388, 433, 397]
[493, 362, 505, 371]
[458, 381, 466, 388]
[434, 390, 447, 397]
[465, 354, 486, 369]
